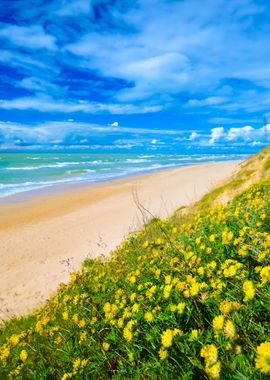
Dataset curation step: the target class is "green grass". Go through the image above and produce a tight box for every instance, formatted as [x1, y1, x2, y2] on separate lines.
[1, 149, 270, 379]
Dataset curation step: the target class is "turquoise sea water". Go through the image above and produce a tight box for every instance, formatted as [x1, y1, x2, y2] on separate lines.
[0, 152, 249, 199]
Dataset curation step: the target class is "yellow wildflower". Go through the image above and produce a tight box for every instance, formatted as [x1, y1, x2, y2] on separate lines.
[78, 319, 85, 328]
[72, 314, 79, 324]
[132, 303, 139, 313]
[123, 327, 133, 342]
[103, 302, 111, 313]
[173, 328, 182, 336]
[130, 293, 137, 302]
[9, 334, 20, 346]
[62, 311, 69, 321]
[177, 302, 185, 314]
[243, 280, 255, 301]
[213, 315, 225, 333]
[81, 359, 88, 367]
[224, 320, 236, 340]
[205, 361, 221, 379]
[198, 267, 205, 276]
[219, 301, 240, 314]
[165, 275, 172, 284]
[255, 342, 270, 374]
[260, 266, 270, 284]
[54, 336, 62, 345]
[126, 320, 136, 330]
[155, 269, 161, 278]
[201, 344, 218, 364]
[118, 318, 123, 328]
[20, 350, 28, 362]
[102, 342, 110, 351]
[209, 234, 216, 242]
[161, 329, 174, 348]
[143, 240, 149, 248]
[190, 282, 200, 296]
[163, 284, 173, 299]
[90, 317, 97, 325]
[176, 281, 185, 292]
[144, 312, 154, 322]
[189, 329, 199, 341]
[79, 331, 87, 344]
[129, 275, 136, 284]
[0, 344, 10, 362]
[195, 236, 202, 245]
[222, 230, 234, 244]
[61, 374, 72, 380]
[158, 348, 168, 360]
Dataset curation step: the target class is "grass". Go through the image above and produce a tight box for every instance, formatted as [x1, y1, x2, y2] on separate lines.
[194, 145, 270, 211]
[0, 149, 270, 379]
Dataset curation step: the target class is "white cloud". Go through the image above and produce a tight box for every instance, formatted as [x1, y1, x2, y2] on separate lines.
[0, 23, 56, 50]
[0, 95, 163, 114]
[188, 97, 227, 107]
[226, 124, 270, 143]
[209, 127, 225, 144]
[1, 0, 270, 117]
[188, 132, 199, 141]
[226, 125, 254, 142]
[18, 77, 64, 95]
[110, 122, 119, 127]
[55, 0, 91, 16]
[0, 120, 191, 148]
[205, 124, 270, 146]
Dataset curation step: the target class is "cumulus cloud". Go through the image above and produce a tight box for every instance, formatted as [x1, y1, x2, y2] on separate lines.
[206, 124, 270, 146]
[226, 125, 270, 143]
[209, 127, 225, 144]
[188, 132, 199, 141]
[226, 126, 254, 142]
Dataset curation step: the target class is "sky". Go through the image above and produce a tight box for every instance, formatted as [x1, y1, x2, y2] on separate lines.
[0, 0, 270, 152]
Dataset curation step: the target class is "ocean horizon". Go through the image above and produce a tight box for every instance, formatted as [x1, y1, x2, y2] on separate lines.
[0, 152, 249, 199]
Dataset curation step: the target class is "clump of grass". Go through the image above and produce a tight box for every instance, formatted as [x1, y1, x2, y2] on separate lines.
[263, 157, 270, 171]
[0, 178, 270, 379]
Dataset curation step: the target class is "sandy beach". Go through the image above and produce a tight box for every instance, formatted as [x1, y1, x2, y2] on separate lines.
[0, 161, 240, 320]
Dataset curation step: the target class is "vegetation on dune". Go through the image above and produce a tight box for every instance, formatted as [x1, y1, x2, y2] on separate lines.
[193, 145, 270, 210]
[1, 151, 270, 379]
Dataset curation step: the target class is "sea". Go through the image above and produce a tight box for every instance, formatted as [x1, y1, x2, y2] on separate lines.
[0, 152, 249, 200]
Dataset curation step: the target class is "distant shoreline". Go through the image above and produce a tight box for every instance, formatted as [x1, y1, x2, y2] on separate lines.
[0, 152, 249, 202]
[0, 160, 241, 320]
[0, 160, 235, 205]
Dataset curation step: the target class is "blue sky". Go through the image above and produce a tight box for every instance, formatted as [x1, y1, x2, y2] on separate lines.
[0, 0, 270, 152]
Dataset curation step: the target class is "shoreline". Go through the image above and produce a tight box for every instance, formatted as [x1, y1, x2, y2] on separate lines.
[0, 157, 245, 205]
[0, 160, 241, 320]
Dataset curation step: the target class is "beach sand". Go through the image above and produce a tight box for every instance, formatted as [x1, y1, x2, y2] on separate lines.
[0, 161, 240, 320]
